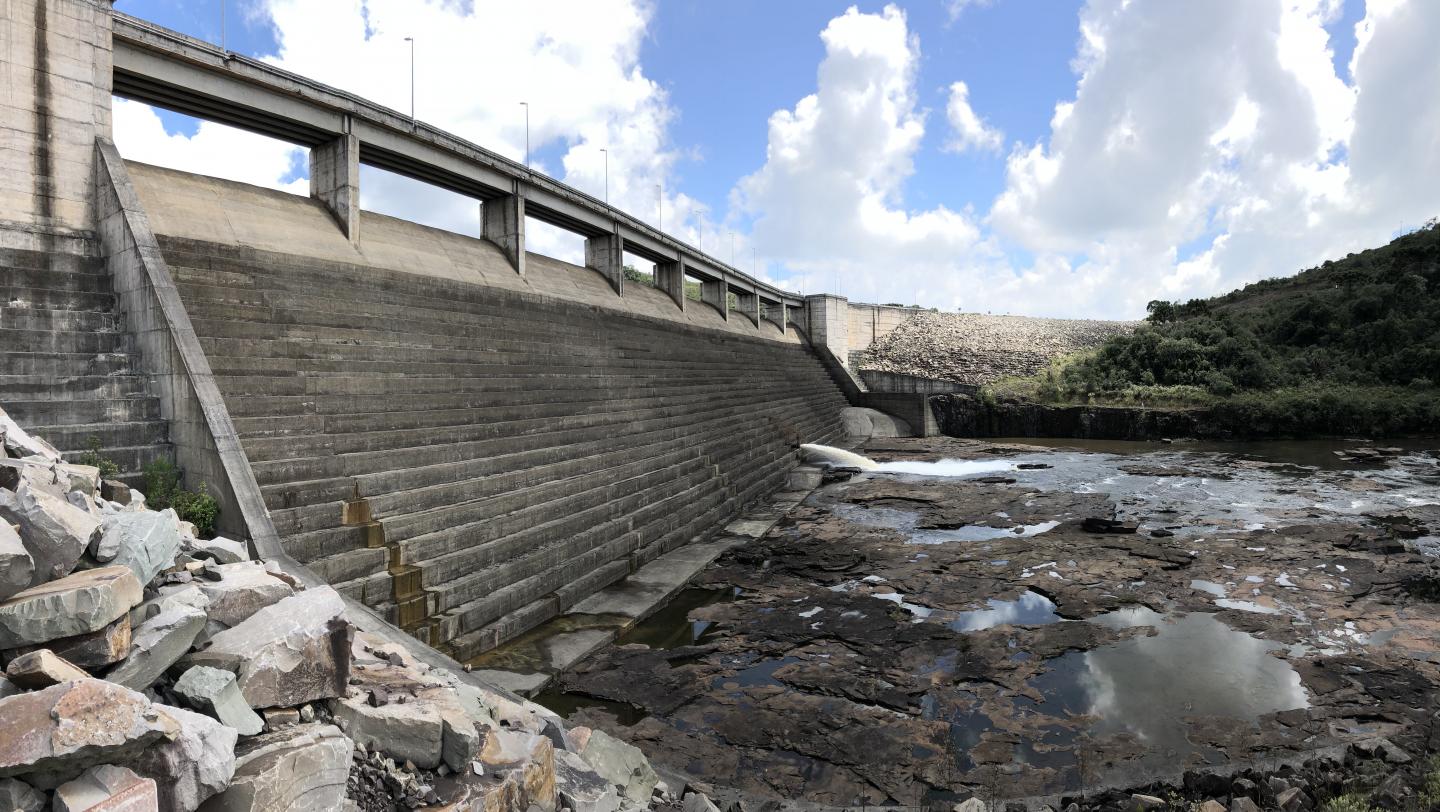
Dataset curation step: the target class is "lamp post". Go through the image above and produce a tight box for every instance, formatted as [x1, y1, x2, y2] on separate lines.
[519, 102, 529, 168]
[599, 148, 608, 204]
[656, 184, 662, 232]
[220, 0, 226, 51]
[403, 37, 414, 121]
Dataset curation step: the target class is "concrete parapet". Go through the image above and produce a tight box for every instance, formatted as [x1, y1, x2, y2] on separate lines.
[309, 132, 359, 245]
[481, 190, 525, 275]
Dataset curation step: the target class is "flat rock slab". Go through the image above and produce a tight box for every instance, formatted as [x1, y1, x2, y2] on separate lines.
[579, 729, 657, 806]
[107, 604, 207, 691]
[175, 665, 264, 737]
[8, 614, 131, 669]
[0, 483, 99, 586]
[0, 678, 180, 784]
[195, 563, 294, 627]
[197, 724, 351, 812]
[6, 649, 89, 689]
[53, 765, 157, 812]
[184, 536, 248, 565]
[0, 566, 142, 648]
[189, 586, 351, 709]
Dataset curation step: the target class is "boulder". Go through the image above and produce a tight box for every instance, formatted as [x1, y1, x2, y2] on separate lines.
[132, 705, 239, 812]
[1197, 802, 1226, 812]
[683, 791, 722, 812]
[0, 777, 44, 811]
[5, 648, 88, 688]
[174, 666, 264, 737]
[1276, 787, 1311, 812]
[0, 678, 180, 784]
[134, 584, 211, 625]
[194, 563, 294, 627]
[101, 480, 132, 506]
[196, 724, 351, 812]
[187, 586, 351, 709]
[1229, 799, 1262, 812]
[93, 508, 184, 585]
[578, 728, 657, 806]
[332, 694, 444, 770]
[106, 603, 208, 691]
[8, 614, 131, 669]
[0, 408, 62, 461]
[0, 674, 17, 699]
[0, 483, 100, 585]
[53, 764, 158, 812]
[185, 537, 248, 566]
[0, 565, 142, 648]
[556, 749, 621, 812]
[0, 520, 33, 602]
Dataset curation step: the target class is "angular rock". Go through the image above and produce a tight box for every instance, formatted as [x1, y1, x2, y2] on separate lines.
[135, 584, 211, 626]
[557, 749, 621, 812]
[195, 724, 350, 812]
[0, 483, 100, 585]
[0, 777, 44, 812]
[101, 480, 132, 506]
[1276, 787, 1311, 812]
[188, 587, 350, 709]
[0, 566, 142, 648]
[195, 562, 295, 627]
[186, 536, 248, 566]
[0, 408, 62, 461]
[0, 520, 33, 602]
[0, 674, 17, 699]
[53, 764, 158, 812]
[578, 728, 657, 806]
[1230, 798, 1262, 812]
[93, 508, 183, 585]
[106, 603, 208, 691]
[8, 613, 131, 669]
[0, 678, 180, 784]
[953, 800, 987, 812]
[132, 705, 238, 812]
[1198, 801, 1226, 812]
[332, 693, 444, 770]
[174, 666, 264, 737]
[260, 708, 300, 730]
[6, 648, 88, 688]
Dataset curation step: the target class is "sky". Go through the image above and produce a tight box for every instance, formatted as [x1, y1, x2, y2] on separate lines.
[110, 0, 1440, 319]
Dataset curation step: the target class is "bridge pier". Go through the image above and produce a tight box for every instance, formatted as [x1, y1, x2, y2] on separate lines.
[654, 256, 686, 310]
[481, 189, 526, 274]
[310, 133, 360, 245]
[735, 290, 760, 326]
[701, 275, 729, 320]
[585, 229, 625, 295]
[762, 297, 787, 333]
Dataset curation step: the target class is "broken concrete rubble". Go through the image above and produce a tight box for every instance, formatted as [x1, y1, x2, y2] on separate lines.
[0, 566, 141, 648]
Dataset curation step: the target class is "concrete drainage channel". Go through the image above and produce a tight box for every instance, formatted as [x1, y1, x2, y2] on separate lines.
[467, 465, 826, 697]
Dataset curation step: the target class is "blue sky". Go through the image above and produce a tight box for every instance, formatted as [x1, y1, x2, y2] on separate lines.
[109, 0, 1439, 318]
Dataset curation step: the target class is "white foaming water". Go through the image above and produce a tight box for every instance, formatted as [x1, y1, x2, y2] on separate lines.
[798, 444, 879, 471]
[873, 458, 1018, 477]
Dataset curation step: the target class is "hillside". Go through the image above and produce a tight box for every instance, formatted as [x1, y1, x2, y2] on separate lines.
[997, 220, 1440, 436]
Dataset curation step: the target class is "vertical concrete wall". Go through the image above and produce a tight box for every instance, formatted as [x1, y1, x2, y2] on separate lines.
[805, 295, 849, 362]
[0, 0, 112, 238]
[847, 302, 925, 357]
[310, 133, 360, 245]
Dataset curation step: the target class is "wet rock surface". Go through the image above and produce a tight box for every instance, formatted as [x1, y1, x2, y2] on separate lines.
[543, 437, 1440, 808]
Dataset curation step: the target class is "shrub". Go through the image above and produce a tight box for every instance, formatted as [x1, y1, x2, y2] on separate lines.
[142, 458, 221, 537]
[76, 436, 120, 480]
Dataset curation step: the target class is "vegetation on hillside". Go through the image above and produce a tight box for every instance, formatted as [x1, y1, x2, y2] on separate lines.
[985, 219, 1440, 436]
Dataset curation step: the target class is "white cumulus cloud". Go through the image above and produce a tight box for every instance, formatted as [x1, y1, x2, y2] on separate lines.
[944, 80, 1004, 154]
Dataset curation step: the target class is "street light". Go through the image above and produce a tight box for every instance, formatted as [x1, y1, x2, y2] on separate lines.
[220, 0, 226, 51]
[403, 37, 414, 121]
[599, 148, 608, 204]
[656, 184, 662, 231]
[519, 102, 530, 168]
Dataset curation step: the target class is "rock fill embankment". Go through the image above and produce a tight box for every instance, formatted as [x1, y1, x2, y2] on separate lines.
[855, 310, 1137, 385]
[0, 405, 702, 812]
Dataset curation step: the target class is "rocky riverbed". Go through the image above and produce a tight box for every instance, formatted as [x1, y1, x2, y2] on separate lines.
[541, 436, 1440, 810]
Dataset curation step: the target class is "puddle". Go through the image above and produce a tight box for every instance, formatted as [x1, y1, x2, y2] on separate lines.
[949, 590, 1061, 632]
[614, 587, 733, 650]
[531, 688, 648, 727]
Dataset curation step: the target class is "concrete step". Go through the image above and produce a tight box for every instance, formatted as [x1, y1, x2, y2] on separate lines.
[0, 286, 115, 312]
[0, 248, 103, 275]
[0, 374, 151, 401]
[3, 397, 162, 427]
[0, 328, 126, 355]
[0, 352, 134, 377]
[58, 443, 173, 479]
[0, 306, 118, 333]
[32, 420, 170, 452]
[0, 266, 111, 294]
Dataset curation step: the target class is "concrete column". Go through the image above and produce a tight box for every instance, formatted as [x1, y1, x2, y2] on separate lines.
[309, 133, 359, 245]
[735, 290, 760, 326]
[701, 275, 728, 320]
[584, 229, 624, 295]
[481, 189, 525, 274]
[763, 300, 787, 333]
[0, 0, 114, 240]
[654, 256, 686, 311]
[787, 304, 806, 335]
[805, 294, 849, 361]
